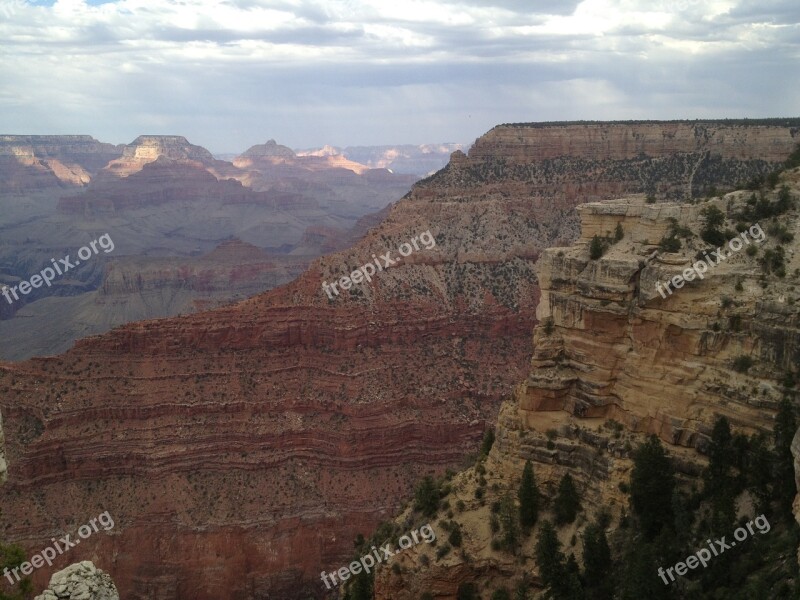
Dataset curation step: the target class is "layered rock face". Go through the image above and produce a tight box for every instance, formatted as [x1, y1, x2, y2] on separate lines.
[0, 135, 123, 192]
[0, 239, 310, 361]
[373, 167, 800, 599]
[103, 135, 216, 177]
[1, 122, 798, 600]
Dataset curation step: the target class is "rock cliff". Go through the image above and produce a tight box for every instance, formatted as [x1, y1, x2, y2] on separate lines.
[0, 135, 123, 192]
[1, 121, 798, 599]
[374, 165, 800, 599]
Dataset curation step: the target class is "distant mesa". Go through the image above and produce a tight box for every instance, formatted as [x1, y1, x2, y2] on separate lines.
[104, 135, 216, 177]
[234, 139, 372, 174]
[0, 134, 123, 192]
[239, 139, 297, 159]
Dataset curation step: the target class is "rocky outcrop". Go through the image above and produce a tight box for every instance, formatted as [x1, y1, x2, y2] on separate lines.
[103, 135, 215, 177]
[34, 562, 119, 600]
[373, 166, 800, 599]
[297, 143, 466, 176]
[2, 122, 799, 600]
[240, 139, 297, 159]
[0, 135, 123, 192]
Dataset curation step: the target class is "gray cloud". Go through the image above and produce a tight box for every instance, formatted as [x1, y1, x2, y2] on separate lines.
[0, 0, 797, 152]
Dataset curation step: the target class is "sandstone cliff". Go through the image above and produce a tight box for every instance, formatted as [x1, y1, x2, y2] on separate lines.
[1, 121, 798, 600]
[374, 165, 800, 599]
[0, 135, 123, 193]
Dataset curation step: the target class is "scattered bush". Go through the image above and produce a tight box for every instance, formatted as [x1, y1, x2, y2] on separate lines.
[733, 355, 754, 373]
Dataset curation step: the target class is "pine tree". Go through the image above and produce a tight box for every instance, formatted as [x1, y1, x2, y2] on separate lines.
[414, 475, 440, 517]
[535, 520, 567, 596]
[582, 524, 613, 600]
[704, 417, 737, 529]
[481, 427, 496, 456]
[746, 432, 773, 514]
[630, 435, 675, 539]
[589, 235, 606, 260]
[774, 397, 797, 517]
[499, 492, 519, 552]
[618, 538, 671, 600]
[518, 460, 539, 531]
[347, 570, 372, 600]
[555, 473, 581, 525]
[704, 417, 734, 497]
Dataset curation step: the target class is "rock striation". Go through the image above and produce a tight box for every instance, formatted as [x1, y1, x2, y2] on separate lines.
[34, 561, 119, 600]
[103, 135, 215, 177]
[374, 165, 800, 599]
[1, 121, 799, 599]
[0, 135, 123, 192]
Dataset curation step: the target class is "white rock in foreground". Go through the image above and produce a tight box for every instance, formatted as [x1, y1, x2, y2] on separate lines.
[34, 561, 119, 600]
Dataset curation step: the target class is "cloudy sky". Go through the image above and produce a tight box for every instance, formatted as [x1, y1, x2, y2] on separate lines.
[0, 0, 798, 152]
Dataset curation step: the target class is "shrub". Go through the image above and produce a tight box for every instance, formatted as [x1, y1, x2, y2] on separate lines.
[480, 428, 495, 456]
[732, 355, 754, 373]
[415, 476, 440, 517]
[492, 588, 511, 600]
[436, 543, 451, 560]
[589, 234, 609, 260]
[448, 523, 463, 547]
[700, 206, 726, 246]
[614, 222, 624, 241]
[659, 235, 681, 252]
[457, 583, 479, 600]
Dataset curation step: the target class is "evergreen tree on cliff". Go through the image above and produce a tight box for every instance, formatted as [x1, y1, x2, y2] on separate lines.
[518, 460, 539, 531]
[630, 435, 675, 539]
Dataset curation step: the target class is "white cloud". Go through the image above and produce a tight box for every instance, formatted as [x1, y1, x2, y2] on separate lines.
[0, 0, 797, 150]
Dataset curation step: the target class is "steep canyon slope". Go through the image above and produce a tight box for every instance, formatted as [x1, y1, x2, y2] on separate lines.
[373, 166, 800, 599]
[0, 121, 798, 599]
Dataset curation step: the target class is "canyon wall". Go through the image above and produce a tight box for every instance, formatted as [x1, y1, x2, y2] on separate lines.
[374, 165, 800, 599]
[1, 121, 798, 599]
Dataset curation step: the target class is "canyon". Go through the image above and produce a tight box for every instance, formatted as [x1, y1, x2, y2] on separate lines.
[373, 165, 800, 599]
[0, 135, 417, 359]
[0, 120, 799, 599]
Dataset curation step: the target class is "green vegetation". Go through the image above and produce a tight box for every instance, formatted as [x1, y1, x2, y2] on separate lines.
[518, 460, 539, 531]
[414, 476, 440, 517]
[457, 582, 479, 600]
[732, 355, 754, 373]
[630, 435, 675, 539]
[699, 205, 726, 246]
[659, 217, 693, 252]
[554, 473, 581, 525]
[589, 234, 608, 260]
[481, 428, 496, 457]
[0, 505, 31, 600]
